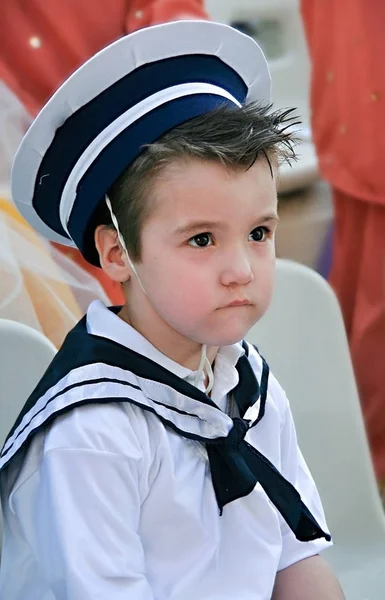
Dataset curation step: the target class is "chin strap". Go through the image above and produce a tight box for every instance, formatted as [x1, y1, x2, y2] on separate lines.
[105, 194, 147, 295]
[195, 344, 214, 394]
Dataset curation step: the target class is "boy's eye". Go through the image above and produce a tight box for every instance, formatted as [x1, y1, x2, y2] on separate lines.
[249, 226, 269, 242]
[188, 233, 213, 247]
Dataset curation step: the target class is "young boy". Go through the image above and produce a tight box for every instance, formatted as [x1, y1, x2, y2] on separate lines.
[0, 20, 344, 600]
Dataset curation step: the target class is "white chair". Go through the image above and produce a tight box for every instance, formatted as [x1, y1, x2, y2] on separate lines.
[0, 318, 56, 551]
[247, 259, 385, 600]
[0, 319, 57, 449]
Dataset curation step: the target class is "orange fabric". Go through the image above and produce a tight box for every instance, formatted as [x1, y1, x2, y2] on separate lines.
[301, 2, 385, 479]
[51, 243, 124, 305]
[0, 198, 83, 348]
[0, 0, 207, 304]
[329, 190, 385, 480]
[301, 1, 385, 206]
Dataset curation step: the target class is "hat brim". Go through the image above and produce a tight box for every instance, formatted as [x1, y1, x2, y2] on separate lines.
[11, 20, 271, 260]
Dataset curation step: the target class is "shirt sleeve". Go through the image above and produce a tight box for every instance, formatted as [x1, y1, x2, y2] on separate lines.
[12, 405, 155, 600]
[277, 387, 333, 571]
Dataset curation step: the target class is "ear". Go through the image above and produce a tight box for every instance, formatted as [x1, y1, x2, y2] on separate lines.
[94, 225, 131, 282]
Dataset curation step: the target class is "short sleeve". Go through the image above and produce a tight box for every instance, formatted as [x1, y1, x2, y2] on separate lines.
[277, 391, 333, 571]
[11, 403, 156, 599]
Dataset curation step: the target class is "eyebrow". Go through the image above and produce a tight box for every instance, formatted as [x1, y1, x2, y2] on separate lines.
[260, 213, 280, 224]
[173, 213, 279, 237]
[173, 221, 221, 237]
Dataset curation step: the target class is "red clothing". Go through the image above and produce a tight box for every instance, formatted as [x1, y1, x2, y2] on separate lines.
[329, 190, 385, 480]
[0, 0, 208, 303]
[0, 0, 208, 115]
[301, 1, 385, 480]
[301, 0, 385, 206]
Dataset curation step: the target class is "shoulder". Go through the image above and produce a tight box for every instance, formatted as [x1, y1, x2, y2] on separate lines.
[43, 400, 155, 458]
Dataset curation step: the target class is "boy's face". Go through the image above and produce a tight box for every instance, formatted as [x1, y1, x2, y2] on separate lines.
[126, 157, 278, 348]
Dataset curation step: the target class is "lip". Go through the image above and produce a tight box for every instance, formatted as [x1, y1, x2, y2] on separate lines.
[225, 299, 253, 307]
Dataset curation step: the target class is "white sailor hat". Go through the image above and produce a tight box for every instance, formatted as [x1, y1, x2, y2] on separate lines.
[11, 20, 271, 265]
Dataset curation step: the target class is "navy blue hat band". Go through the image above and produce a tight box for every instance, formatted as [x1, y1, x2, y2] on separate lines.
[32, 54, 248, 242]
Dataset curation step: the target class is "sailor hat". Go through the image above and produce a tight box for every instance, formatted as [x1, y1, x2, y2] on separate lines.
[11, 20, 271, 265]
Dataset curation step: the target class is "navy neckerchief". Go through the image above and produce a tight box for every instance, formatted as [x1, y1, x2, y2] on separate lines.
[0, 311, 330, 544]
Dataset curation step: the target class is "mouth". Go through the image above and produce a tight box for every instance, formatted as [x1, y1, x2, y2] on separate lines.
[225, 299, 253, 308]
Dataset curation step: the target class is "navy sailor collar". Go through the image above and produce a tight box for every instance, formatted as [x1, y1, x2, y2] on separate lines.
[0, 312, 331, 544]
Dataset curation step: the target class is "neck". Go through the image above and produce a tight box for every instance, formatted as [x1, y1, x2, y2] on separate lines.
[118, 304, 219, 372]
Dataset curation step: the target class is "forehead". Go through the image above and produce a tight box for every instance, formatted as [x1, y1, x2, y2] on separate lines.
[148, 158, 278, 224]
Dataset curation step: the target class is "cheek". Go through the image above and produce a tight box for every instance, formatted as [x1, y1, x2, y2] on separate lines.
[253, 253, 276, 308]
[261, 275, 275, 311]
[141, 258, 212, 316]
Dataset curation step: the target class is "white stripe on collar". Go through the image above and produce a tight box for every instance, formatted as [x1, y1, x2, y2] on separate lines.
[0, 361, 238, 470]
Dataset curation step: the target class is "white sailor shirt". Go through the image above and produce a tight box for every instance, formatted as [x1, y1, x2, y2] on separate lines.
[0, 300, 332, 600]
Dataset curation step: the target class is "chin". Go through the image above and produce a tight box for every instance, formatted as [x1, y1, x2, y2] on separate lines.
[203, 326, 254, 347]
[179, 310, 263, 347]
[209, 313, 262, 347]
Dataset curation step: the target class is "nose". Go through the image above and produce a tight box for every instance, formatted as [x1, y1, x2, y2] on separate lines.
[220, 246, 254, 288]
